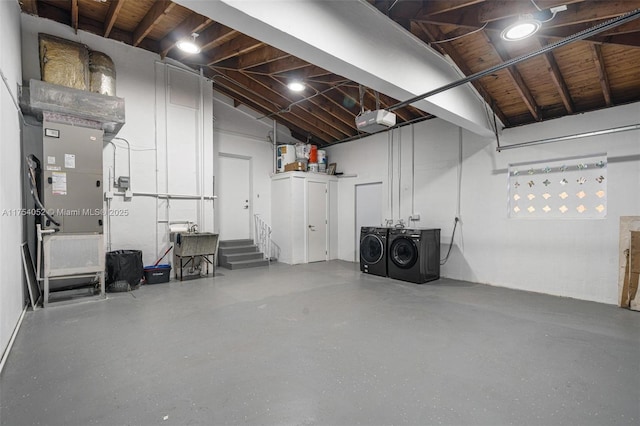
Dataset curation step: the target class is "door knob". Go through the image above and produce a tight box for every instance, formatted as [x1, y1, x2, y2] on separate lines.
[243, 205, 249, 209]
[308, 225, 315, 231]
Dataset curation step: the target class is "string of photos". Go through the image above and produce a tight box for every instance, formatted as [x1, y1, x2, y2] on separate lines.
[508, 154, 607, 219]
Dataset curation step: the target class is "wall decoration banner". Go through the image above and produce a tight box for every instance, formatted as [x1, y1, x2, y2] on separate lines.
[508, 154, 607, 219]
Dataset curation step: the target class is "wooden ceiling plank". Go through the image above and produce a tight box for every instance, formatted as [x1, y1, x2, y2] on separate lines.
[545, 1, 640, 29]
[20, 0, 38, 15]
[592, 44, 613, 106]
[238, 46, 290, 69]
[207, 35, 263, 66]
[221, 70, 344, 140]
[306, 80, 364, 122]
[159, 13, 212, 58]
[213, 83, 323, 144]
[418, 0, 486, 18]
[133, 0, 175, 47]
[544, 51, 575, 113]
[487, 34, 541, 121]
[414, 21, 510, 125]
[103, 0, 125, 37]
[479, 0, 586, 23]
[71, 0, 78, 33]
[273, 80, 357, 135]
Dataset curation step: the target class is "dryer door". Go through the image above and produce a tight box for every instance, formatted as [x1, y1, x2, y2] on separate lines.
[389, 237, 418, 268]
[360, 234, 384, 264]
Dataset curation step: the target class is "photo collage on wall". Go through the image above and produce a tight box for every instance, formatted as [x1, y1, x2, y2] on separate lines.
[508, 154, 607, 219]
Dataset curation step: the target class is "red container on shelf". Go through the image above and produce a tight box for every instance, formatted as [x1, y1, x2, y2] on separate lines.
[309, 145, 318, 163]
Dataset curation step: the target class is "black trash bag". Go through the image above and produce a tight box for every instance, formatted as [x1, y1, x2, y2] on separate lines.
[105, 250, 143, 292]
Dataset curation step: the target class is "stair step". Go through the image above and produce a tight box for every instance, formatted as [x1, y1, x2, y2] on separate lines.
[221, 258, 270, 270]
[219, 239, 254, 248]
[220, 252, 264, 263]
[218, 245, 258, 255]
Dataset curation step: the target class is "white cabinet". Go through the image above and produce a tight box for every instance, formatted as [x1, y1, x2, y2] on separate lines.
[271, 171, 338, 264]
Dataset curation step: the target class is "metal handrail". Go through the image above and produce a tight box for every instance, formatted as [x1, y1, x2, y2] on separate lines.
[254, 214, 274, 262]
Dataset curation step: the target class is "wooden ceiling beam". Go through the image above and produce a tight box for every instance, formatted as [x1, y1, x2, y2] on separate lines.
[544, 52, 575, 113]
[159, 13, 212, 58]
[544, 1, 640, 29]
[221, 69, 343, 141]
[71, 0, 78, 33]
[133, 0, 175, 47]
[35, 1, 164, 52]
[412, 21, 510, 126]
[249, 56, 311, 75]
[103, 0, 124, 38]
[487, 34, 541, 121]
[479, 0, 585, 23]
[207, 35, 263, 66]
[20, 0, 38, 15]
[261, 76, 357, 135]
[237, 46, 290, 69]
[305, 80, 362, 121]
[418, 0, 486, 17]
[209, 77, 312, 144]
[592, 44, 613, 106]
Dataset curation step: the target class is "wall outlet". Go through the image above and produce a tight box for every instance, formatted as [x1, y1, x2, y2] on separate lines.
[124, 189, 133, 199]
[104, 191, 114, 200]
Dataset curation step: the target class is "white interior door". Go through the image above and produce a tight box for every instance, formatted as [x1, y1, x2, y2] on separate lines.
[307, 181, 327, 262]
[355, 182, 383, 261]
[218, 155, 251, 240]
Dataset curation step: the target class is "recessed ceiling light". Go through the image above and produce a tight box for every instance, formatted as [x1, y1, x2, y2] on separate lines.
[177, 33, 201, 54]
[500, 15, 541, 41]
[287, 81, 305, 92]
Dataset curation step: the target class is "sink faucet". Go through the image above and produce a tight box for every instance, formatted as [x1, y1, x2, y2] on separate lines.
[189, 223, 199, 233]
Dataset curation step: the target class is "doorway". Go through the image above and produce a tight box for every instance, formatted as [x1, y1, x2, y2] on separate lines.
[218, 154, 251, 240]
[307, 180, 327, 262]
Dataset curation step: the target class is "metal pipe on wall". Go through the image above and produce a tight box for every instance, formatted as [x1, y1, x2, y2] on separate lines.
[497, 124, 640, 151]
[273, 119, 277, 174]
[199, 67, 205, 231]
[388, 129, 393, 222]
[411, 124, 415, 218]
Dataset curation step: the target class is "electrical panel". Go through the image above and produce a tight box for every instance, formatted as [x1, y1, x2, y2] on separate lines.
[41, 120, 104, 234]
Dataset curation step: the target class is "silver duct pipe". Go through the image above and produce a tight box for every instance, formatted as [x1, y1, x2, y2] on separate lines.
[389, 8, 640, 112]
[497, 124, 640, 151]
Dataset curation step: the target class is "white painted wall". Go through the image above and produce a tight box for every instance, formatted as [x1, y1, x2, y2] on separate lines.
[0, 0, 24, 360]
[212, 92, 279, 234]
[20, 15, 275, 268]
[328, 104, 640, 304]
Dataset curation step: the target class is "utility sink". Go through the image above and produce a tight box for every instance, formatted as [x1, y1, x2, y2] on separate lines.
[172, 232, 219, 257]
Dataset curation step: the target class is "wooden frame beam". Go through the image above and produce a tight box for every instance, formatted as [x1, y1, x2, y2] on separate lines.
[486, 33, 542, 121]
[532, 38, 575, 114]
[592, 44, 613, 106]
[133, 0, 175, 47]
[412, 21, 510, 126]
[20, 0, 38, 15]
[479, 0, 585, 23]
[71, 0, 78, 33]
[103, 0, 124, 38]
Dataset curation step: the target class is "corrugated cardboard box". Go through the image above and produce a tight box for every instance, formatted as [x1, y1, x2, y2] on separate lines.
[284, 161, 306, 172]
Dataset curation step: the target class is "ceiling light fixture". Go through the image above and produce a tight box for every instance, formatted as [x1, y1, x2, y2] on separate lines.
[500, 14, 541, 41]
[287, 81, 305, 92]
[500, 3, 568, 42]
[177, 33, 201, 54]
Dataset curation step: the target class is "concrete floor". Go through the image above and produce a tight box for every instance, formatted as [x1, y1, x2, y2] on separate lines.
[1, 260, 638, 426]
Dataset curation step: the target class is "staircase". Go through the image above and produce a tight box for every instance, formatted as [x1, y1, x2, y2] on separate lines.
[218, 239, 270, 270]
